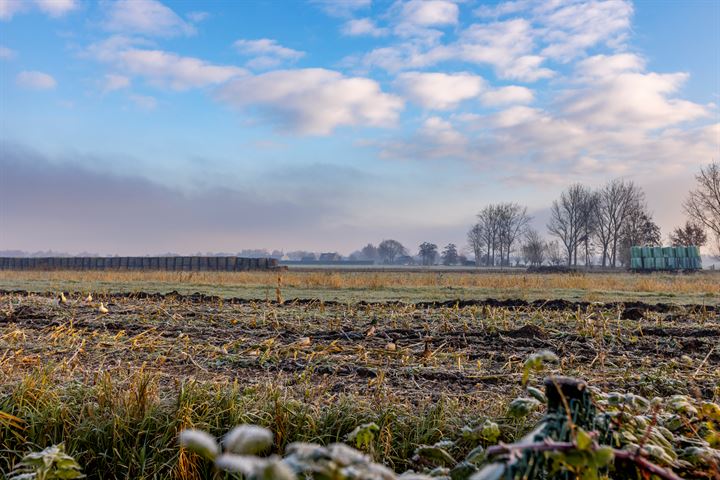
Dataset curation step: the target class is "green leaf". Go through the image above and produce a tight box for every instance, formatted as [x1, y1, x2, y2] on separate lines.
[576, 428, 592, 451]
[592, 446, 614, 467]
[346, 422, 380, 450]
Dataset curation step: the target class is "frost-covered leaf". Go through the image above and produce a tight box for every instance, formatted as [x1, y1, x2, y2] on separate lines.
[414, 445, 456, 466]
[224, 424, 274, 455]
[214, 453, 265, 474]
[179, 429, 220, 459]
[507, 397, 541, 418]
[522, 350, 558, 386]
[527, 386, 546, 403]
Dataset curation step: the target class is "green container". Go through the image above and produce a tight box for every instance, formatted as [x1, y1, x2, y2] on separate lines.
[630, 246, 641, 259]
[652, 246, 662, 258]
[631, 257, 643, 269]
[679, 257, 688, 269]
[641, 246, 652, 258]
[688, 246, 700, 258]
[643, 258, 654, 269]
[654, 258, 666, 269]
[676, 246, 687, 258]
[662, 247, 672, 257]
[666, 257, 677, 269]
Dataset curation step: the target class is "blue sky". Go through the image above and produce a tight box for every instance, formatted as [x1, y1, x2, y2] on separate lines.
[1, 0, 718, 255]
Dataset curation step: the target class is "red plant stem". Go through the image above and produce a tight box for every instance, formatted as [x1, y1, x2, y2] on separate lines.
[486, 440, 683, 480]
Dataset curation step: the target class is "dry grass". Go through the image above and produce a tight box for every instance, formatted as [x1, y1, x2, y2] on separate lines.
[1, 270, 719, 296]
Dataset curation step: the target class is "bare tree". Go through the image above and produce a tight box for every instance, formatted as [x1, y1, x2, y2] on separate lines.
[472, 203, 530, 267]
[418, 242, 438, 266]
[522, 228, 546, 266]
[545, 240, 563, 266]
[684, 162, 720, 255]
[475, 205, 501, 266]
[593, 179, 644, 267]
[669, 221, 707, 247]
[547, 184, 593, 266]
[496, 203, 532, 266]
[377, 239, 407, 264]
[467, 223, 484, 266]
[579, 192, 599, 267]
[619, 204, 661, 266]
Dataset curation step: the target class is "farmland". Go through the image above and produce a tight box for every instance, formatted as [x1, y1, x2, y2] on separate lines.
[1, 270, 719, 478]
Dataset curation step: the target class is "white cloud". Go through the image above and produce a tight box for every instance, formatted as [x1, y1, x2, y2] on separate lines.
[186, 11, 209, 23]
[420, 116, 466, 147]
[342, 18, 388, 37]
[0, 0, 77, 20]
[0, 45, 16, 59]
[561, 70, 710, 130]
[128, 93, 157, 110]
[353, 18, 554, 81]
[575, 53, 644, 78]
[216, 68, 404, 135]
[475, 0, 528, 18]
[351, 0, 634, 81]
[400, 0, 459, 27]
[16, 70, 56, 89]
[311, 0, 370, 18]
[35, 0, 77, 17]
[86, 36, 245, 91]
[234, 38, 304, 69]
[539, 0, 633, 61]
[103, 0, 195, 37]
[103, 73, 130, 92]
[455, 19, 554, 81]
[0, 0, 24, 20]
[395, 72, 484, 109]
[493, 105, 542, 127]
[117, 49, 245, 90]
[378, 115, 468, 160]
[481, 85, 534, 106]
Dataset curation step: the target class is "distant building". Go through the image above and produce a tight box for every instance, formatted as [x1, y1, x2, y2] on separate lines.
[318, 252, 342, 262]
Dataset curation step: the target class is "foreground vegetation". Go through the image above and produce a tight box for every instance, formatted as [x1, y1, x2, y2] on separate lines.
[1, 281, 718, 478]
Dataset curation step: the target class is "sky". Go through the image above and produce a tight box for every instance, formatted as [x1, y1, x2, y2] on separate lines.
[0, 0, 718, 256]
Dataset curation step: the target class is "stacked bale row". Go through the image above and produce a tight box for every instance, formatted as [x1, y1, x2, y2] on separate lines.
[630, 246, 702, 270]
[0, 256, 278, 271]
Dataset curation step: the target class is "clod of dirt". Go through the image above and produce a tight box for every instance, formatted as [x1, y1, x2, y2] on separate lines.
[621, 307, 646, 320]
[506, 324, 547, 339]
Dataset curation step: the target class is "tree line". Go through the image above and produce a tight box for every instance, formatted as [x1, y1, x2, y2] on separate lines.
[350, 162, 719, 267]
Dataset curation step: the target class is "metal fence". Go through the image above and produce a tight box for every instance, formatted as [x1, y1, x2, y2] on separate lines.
[0, 256, 279, 271]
